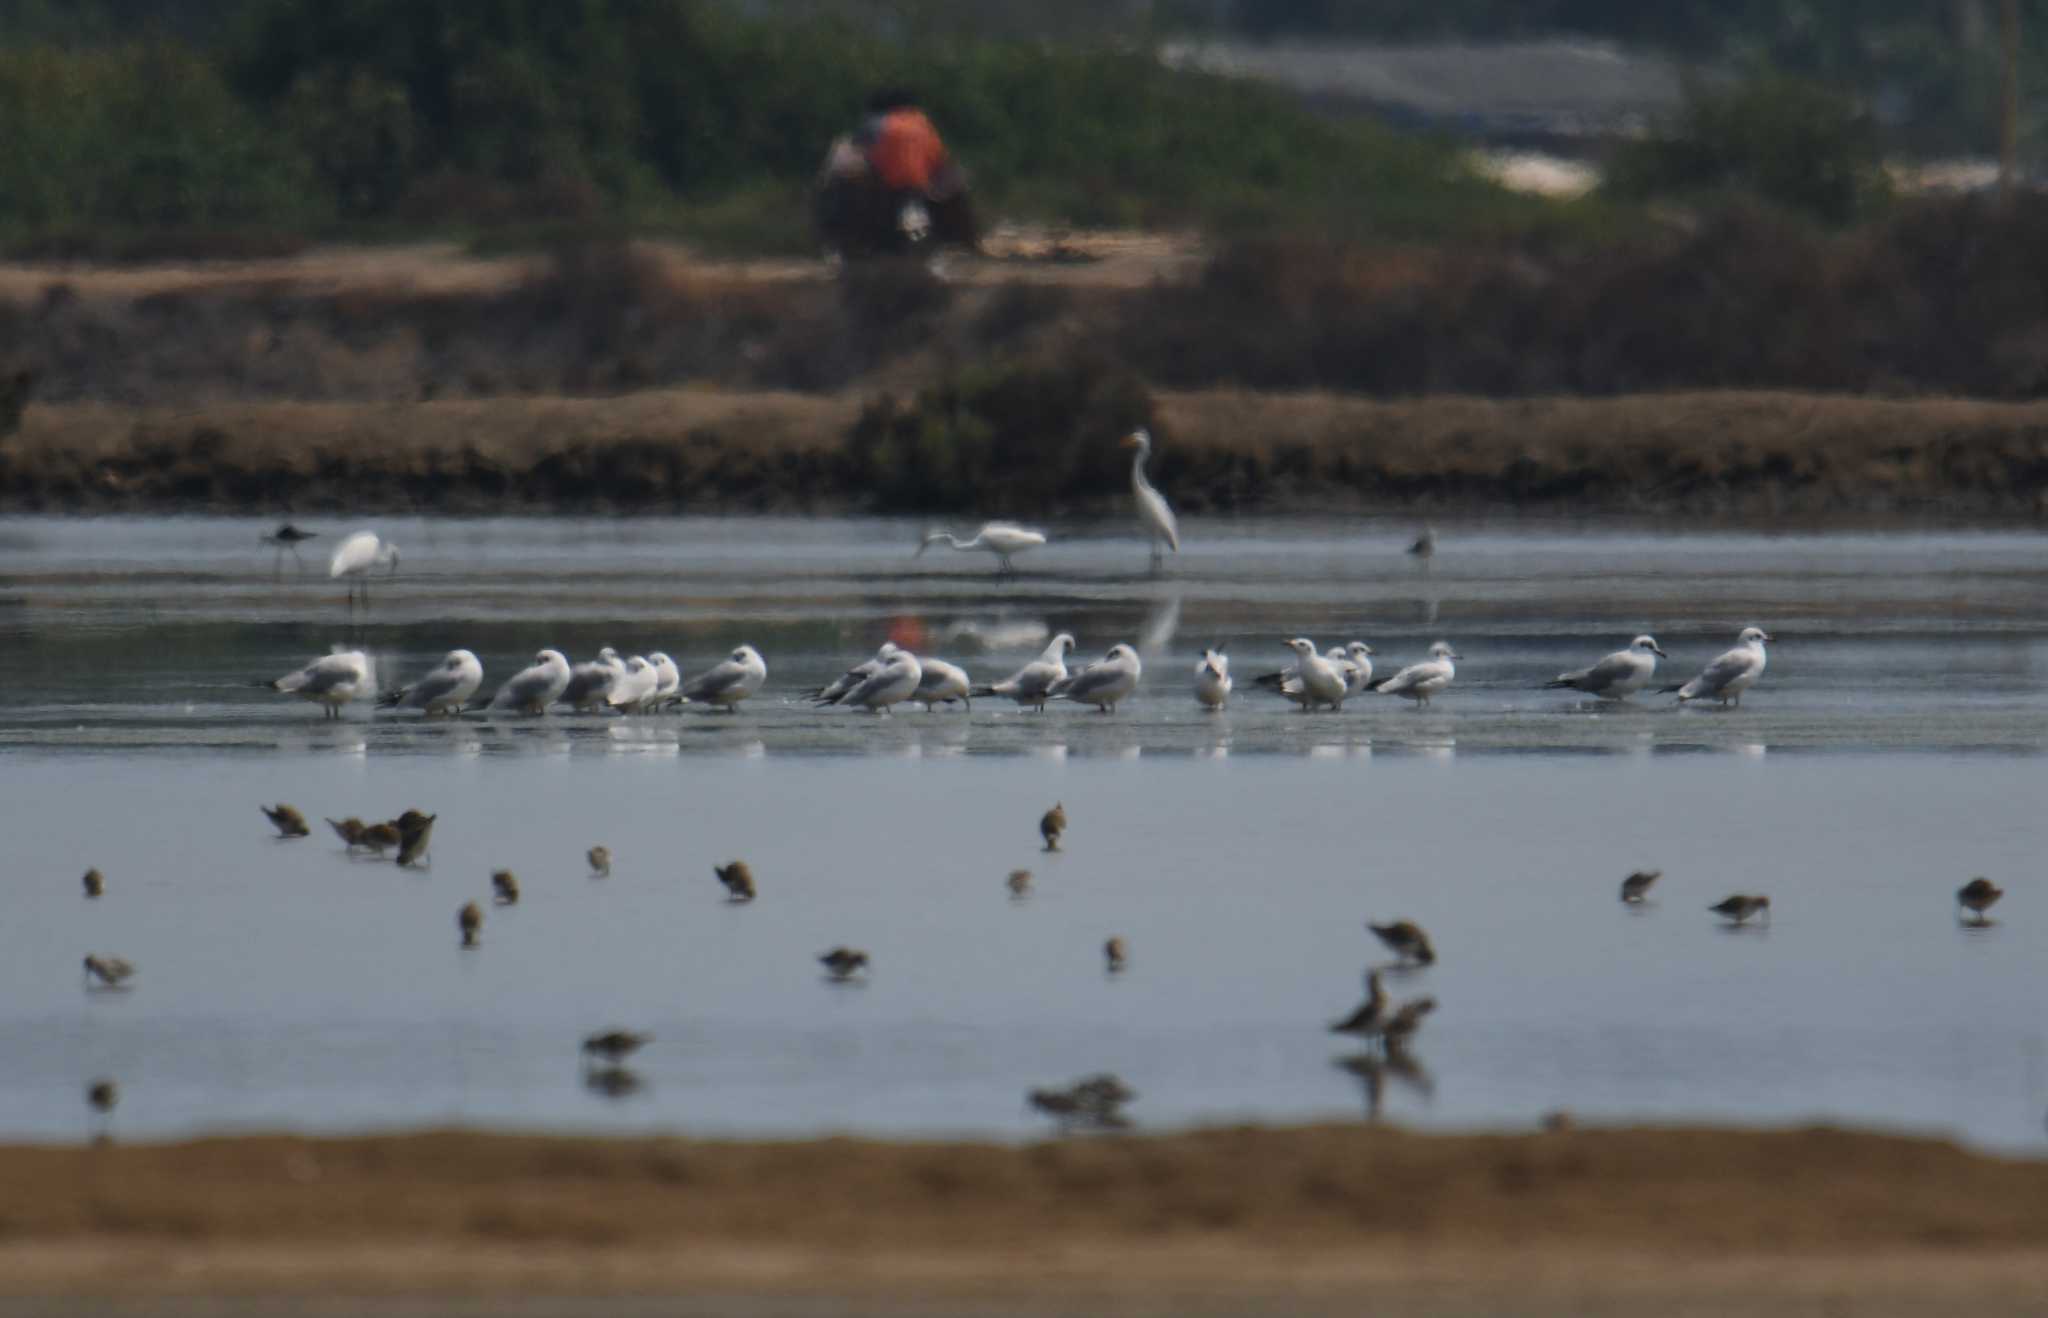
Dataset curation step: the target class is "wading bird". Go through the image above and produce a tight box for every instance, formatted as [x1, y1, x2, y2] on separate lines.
[329, 530, 399, 608]
[1194, 647, 1231, 710]
[486, 649, 572, 715]
[380, 649, 483, 716]
[1666, 627, 1771, 707]
[715, 861, 757, 903]
[262, 523, 317, 574]
[582, 1031, 649, 1065]
[491, 869, 520, 905]
[1123, 429, 1179, 567]
[1620, 870, 1662, 903]
[970, 634, 1076, 711]
[1547, 635, 1666, 701]
[1709, 894, 1772, 926]
[676, 645, 767, 713]
[261, 804, 310, 838]
[82, 954, 135, 989]
[1371, 642, 1460, 708]
[1040, 802, 1067, 852]
[1956, 877, 2003, 925]
[819, 947, 870, 981]
[1006, 869, 1032, 898]
[457, 901, 483, 947]
[1104, 936, 1127, 974]
[1369, 920, 1436, 966]
[915, 522, 1048, 575]
[588, 846, 612, 877]
[267, 649, 369, 720]
[81, 868, 104, 898]
[1049, 643, 1142, 713]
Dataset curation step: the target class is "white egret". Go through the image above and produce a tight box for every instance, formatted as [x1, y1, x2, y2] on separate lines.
[268, 648, 369, 720]
[916, 522, 1047, 574]
[329, 531, 399, 608]
[1122, 429, 1179, 565]
[1194, 647, 1231, 710]
[837, 648, 922, 714]
[559, 648, 625, 711]
[379, 649, 483, 716]
[1051, 643, 1142, 713]
[912, 657, 973, 710]
[1665, 627, 1770, 706]
[1546, 635, 1666, 701]
[678, 645, 768, 712]
[488, 649, 572, 714]
[1373, 641, 1460, 707]
[969, 632, 1076, 711]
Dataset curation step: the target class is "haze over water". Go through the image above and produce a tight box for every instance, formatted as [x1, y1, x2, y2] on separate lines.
[3, 515, 2046, 1148]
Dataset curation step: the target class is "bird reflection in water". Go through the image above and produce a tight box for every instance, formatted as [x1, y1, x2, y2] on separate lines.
[1334, 1046, 1435, 1122]
[583, 1066, 645, 1101]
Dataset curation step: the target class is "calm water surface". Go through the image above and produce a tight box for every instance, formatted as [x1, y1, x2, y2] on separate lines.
[2, 515, 2045, 1149]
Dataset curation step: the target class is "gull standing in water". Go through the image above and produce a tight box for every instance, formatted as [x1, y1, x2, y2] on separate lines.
[916, 522, 1047, 575]
[1666, 627, 1771, 707]
[837, 648, 923, 714]
[677, 645, 768, 713]
[912, 657, 973, 710]
[1122, 429, 1179, 568]
[1267, 638, 1347, 711]
[559, 648, 626, 712]
[971, 633, 1076, 711]
[646, 653, 681, 708]
[329, 530, 399, 609]
[1050, 643, 1142, 713]
[1335, 642, 1376, 696]
[268, 648, 369, 720]
[606, 656, 659, 713]
[379, 649, 483, 716]
[1546, 635, 1666, 701]
[1372, 642, 1459, 708]
[487, 649, 572, 714]
[1194, 647, 1231, 710]
[814, 644, 900, 706]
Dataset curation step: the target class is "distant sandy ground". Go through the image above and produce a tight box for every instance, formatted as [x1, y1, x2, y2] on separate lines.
[4, 1124, 2048, 1314]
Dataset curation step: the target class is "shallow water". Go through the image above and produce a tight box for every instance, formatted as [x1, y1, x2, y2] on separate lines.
[2, 515, 2046, 1149]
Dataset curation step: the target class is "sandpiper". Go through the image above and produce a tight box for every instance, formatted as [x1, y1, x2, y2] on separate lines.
[581, 1030, 650, 1064]
[356, 821, 401, 856]
[491, 870, 520, 905]
[81, 868, 104, 899]
[1329, 971, 1389, 1037]
[1104, 936, 1128, 974]
[819, 947, 870, 981]
[1619, 870, 1662, 903]
[261, 804, 311, 838]
[82, 954, 134, 989]
[588, 845, 612, 877]
[86, 1077, 118, 1140]
[457, 901, 483, 947]
[1006, 869, 1033, 898]
[1383, 996, 1438, 1052]
[715, 861, 756, 902]
[1368, 920, 1436, 966]
[326, 816, 366, 848]
[1709, 894, 1772, 926]
[1041, 802, 1066, 852]
[1956, 877, 2004, 924]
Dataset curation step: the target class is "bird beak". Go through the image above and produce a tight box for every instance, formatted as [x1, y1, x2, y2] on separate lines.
[1653, 645, 1667, 657]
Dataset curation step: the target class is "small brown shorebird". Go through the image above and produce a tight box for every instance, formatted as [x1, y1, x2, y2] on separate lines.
[1103, 936, 1128, 974]
[1329, 970, 1389, 1037]
[715, 861, 756, 903]
[819, 947, 870, 981]
[1383, 996, 1437, 1052]
[581, 1030, 650, 1064]
[1407, 525, 1436, 560]
[394, 828, 432, 870]
[1956, 877, 2004, 924]
[1709, 894, 1772, 926]
[491, 870, 520, 905]
[82, 954, 134, 989]
[1028, 1074, 1135, 1132]
[1072, 1073, 1136, 1108]
[1619, 869, 1661, 903]
[86, 1077, 118, 1140]
[1368, 920, 1436, 966]
[356, 821, 401, 856]
[326, 816, 366, 848]
[1040, 802, 1066, 852]
[1006, 869, 1032, 898]
[457, 901, 483, 948]
[588, 845, 612, 877]
[81, 868, 104, 899]
[261, 804, 311, 838]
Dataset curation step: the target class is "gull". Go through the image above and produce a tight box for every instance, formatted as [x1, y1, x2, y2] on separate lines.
[261, 804, 310, 838]
[970, 633, 1076, 711]
[329, 530, 399, 608]
[646, 653, 681, 708]
[380, 649, 483, 716]
[1041, 802, 1067, 851]
[487, 649, 572, 714]
[262, 522, 317, 574]
[1957, 878, 2003, 925]
[559, 648, 626, 711]
[457, 901, 483, 947]
[82, 868, 104, 898]
[1666, 627, 1771, 706]
[491, 869, 520, 905]
[606, 656, 659, 713]
[912, 657, 973, 711]
[588, 845, 612, 877]
[1372, 642, 1459, 707]
[916, 522, 1048, 575]
[82, 954, 135, 989]
[1103, 936, 1127, 973]
[1123, 428, 1180, 567]
[715, 861, 757, 902]
[1329, 970, 1389, 1037]
[836, 648, 922, 714]
[1266, 638, 1346, 711]
[1335, 642, 1376, 695]
[677, 645, 767, 713]
[582, 1031, 650, 1064]
[1620, 870, 1662, 903]
[814, 644, 900, 705]
[1709, 894, 1772, 926]
[1049, 643, 1142, 713]
[1369, 920, 1436, 966]
[268, 648, 369, 720]
[1546, 635, 1666, 701]
[819, 947, 870, 981]
[1194, 647, 1231, 709]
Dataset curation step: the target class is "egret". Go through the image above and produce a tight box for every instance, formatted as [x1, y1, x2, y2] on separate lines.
[1372, 642, 1459, 708]
[1122, 429, 1179, 566]
[916, 522, 1047, 575]
[1546, 635, 1666, 701]
[379, 649, 483, 716]
[329, 531, 399, 609]
[268, 649, 369, 720]
[1664, 627, 1771, 707]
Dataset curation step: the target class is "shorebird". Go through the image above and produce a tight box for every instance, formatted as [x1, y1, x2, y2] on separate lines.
[326, 816, 366, 848]
[819, 947, 870, 981]
[1103, 936, 1128, 974]
[1666, 627, 1772, 707]
[588, 845, 612, 877]
[1383, 996, 1438, 1052]
[1006, 869, 1032, 898]
[1620, 869, 1662, 903]
[1041, 802, 1067, 852]
[262, 522, 317, 573]
[268, 649, 369, 720]
[1407, 524, 1436, 561]
[912, 657, 973, 711]
[1029, 1074, 1136, 1131]
[379, 649, 484, 716]
[81, 868, 104, 899]
[1123, 428, 1180, 568]
[971, 633, 1076, 711]
[261, 804, 310, 838]
[715, 861, 756, 902]
[1709, 894, 1772, 926]
[1330, 970, 1389, 1037]
[486, 649, 573, 714]
[1547, 635, 1667, 701]
[356, 821, 401, 856]
[457, 901, 483, 948]
[1371, 642, 1460, 708]
[676, 645, 768, 713]
[1369, 920, 1436, 966]
[86, 1077, 117, 1140]
[916, 522, 1048, 575]
[1049, 643, 1142, 713]
[1194, 647, 1231, 709]
[329, 530, 399, 609]
[82, 954, 134, 989]
[581, 1030, 650, 1065]
[393, 810, 435, 868]
[1957, 877, 2004, 924]
[491, 869, 520, 905]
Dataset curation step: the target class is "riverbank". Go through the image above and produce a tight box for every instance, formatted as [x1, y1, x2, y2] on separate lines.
[4, 1124, 2046, 1312]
